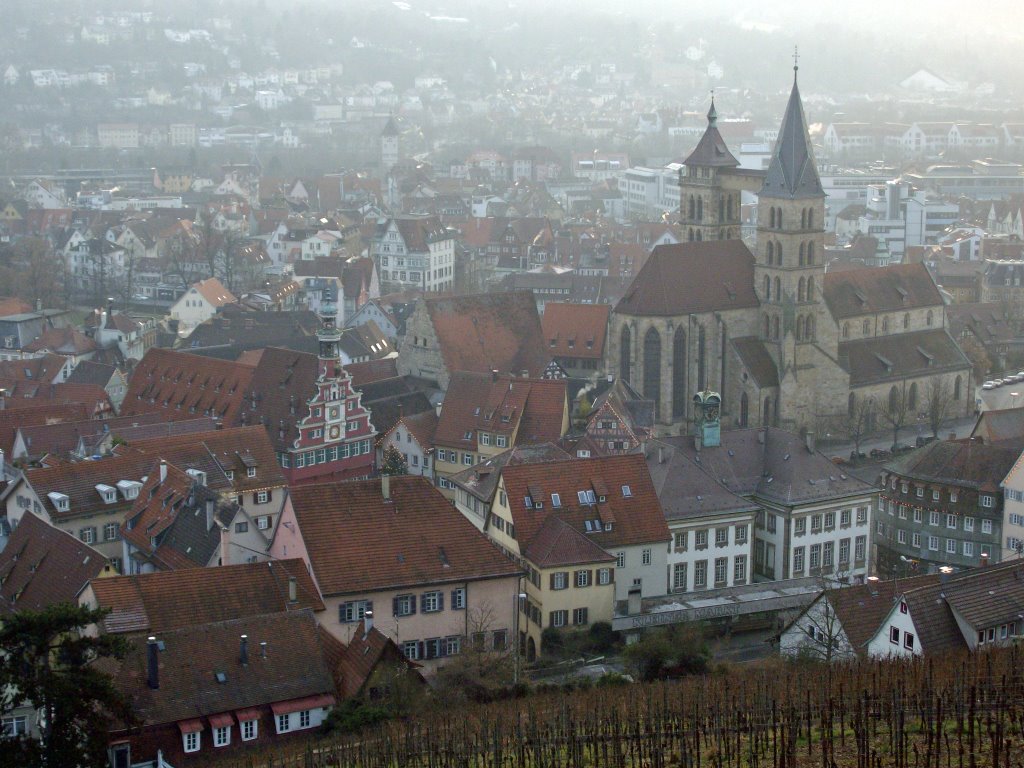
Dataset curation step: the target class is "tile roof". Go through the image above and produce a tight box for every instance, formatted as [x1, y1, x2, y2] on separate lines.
[657, 428, 875, 507]
[841, 329, 971, 387]
[541, 303, 609, 361]
[289, 476, 521, 596]
[940, 559, 1024, 631]
[356, 376, 435, 438]
[447, 443, 573, 504]
[23, 451, 158, 522]
[683, 103, 740, 168]
[646, 441, 759, 522]
[901, 583, 967, 654]
[122, 348, 255, 424]
[434, 372, 567, 450]
[971, 408, 1024, 444]
[731, 337, 780, 388]
[0, 512, 107, 614]
[424, 291, 549, 379]
[110, 609, 337, 728]
[22, 326, 98, 356]
[883, 438, 1022, 492]
[183, 308, 321, 352]
[337, 620, 423, 698]
[523, 515, 617, 569]
[0, 401, 90, 456]
[381, 410, 438, 450]
[191, 277, 237, 307]
[823, 263, 943, 319]
[501, 454, 671, 555]
[238, 347, 320, 452]
[392, 216, 451, 252]
[65, 360, 118, 387]
[615, 241, 760, 317]
[90, 558, 323, 635]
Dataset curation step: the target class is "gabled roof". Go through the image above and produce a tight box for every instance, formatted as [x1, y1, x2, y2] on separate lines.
[501, 454, 671, 556]
[23, 451, 158, 522]
[683, 100, 740, 168]
[524, 515, 616, 569]
[111, 609, 338, 729]
[941, 559, 1024, 631]
[447, 443, 573, 504]
[615, 241, 760, 317]
[646, 440, 759, 522]
[89, 558, 323, 635]
[841, 329, 970, 387]
[288, 476, 521, 596]
[0, 401, 90, 457]
[22, 326, 97, 356]
[0, 512, 107, 614]
[337, 619, 423, 698]
[824, 263, 943, 319]
[189, 277, 236, 308]
[424, 292, 549, 380]
[65, 360, 118, 387]
[883, 438, 1022, 492]
[541, 303, 609, 361]
[731, 337, 780, 388]
[760, 71, 824, 200]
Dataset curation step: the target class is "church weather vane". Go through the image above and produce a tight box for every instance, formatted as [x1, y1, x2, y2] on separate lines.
[793, 46, 800, 74]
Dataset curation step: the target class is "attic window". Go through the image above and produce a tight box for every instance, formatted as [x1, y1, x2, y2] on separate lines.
[95, 484, 117, 504]
[215, 671, 228, 684]
[622, 485, 632, 498]
[549, 338, 556, 347]
[578, 489, 597, 505]
[873, 353, 894, 373]
[896, 286, 909, 303]
[854, 290, 867, 304]
[463, 431, 472, 440]
[551, 493, 561, 507]
[524, 496, 532, 509]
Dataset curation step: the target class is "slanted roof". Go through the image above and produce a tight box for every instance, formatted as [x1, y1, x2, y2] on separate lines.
[541, 303, 609, 361]
[615, 241, 760, 317]
[646, 440, 759, 522]
[523, 516, 617, 569]
[111, 609, 337, 729]
[900, 584, 966, 653]
[448, 443, 573, 504]
[90, 559, 323, 635]
[289, 476, 521, 596]
[731, 337, 780, 388]
[337, 619, 423, 698]
[424, 292, 549, 379]
[841, 329, 970, 387]
[760, 70, 824, 200]
[683, 100, 740, 168]
[0, 512, 107, 614]
[824, 263, 943, 319]
[191, 277, 236, 308]
[884, 438, 1022, 493]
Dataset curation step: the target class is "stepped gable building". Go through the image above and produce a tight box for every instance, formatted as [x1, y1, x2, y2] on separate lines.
[123, 297, 376, 484]
[609, 66, 972, 433]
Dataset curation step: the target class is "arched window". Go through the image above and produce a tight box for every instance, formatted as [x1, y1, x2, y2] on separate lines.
[619, 325, 631, 383]
[808, 209, 814, 229]
[697, 196, 703, 221]
[763, 397, 773, 426]
[740, 391, 749, 427]
[863, 319, 870, 335]
[763, 314, 770, 338]
[926, 309, 934, 326]
[772, 315, 780, 339]
[776, 241, 783, 264]
[801, 209, 807, 229]
[642, 327, 662, 416]
[776, 209, 783, 229]
[795, 315, 804, 341]
[688, 196, 695, 220]
[807, 315, 815, 339]
[848, 392, 856, 418]
[954, 375, 962, 400]
[718, 195, 725, 222]
[688, 228, 695, 242]
[727, 196, 734, 220]
[903, 313, 910, 329]
[769, 207, 776, 228]
[774, 277, 781, 303]
[889, 385, 900, 412]
[764, 275, 771, 300]
[798, 277, 806, 302]
[807, 242, 815, 264]
[767, 241, 774, 264]
[697, 325, 707, 392]
[807, 276, 815, 302]
[882, 316, 889, 333]
[843, 322, 850, 339]
[696, 230, 703, 241]
[908, 382, 918, 411]
[672, 327, 687, 419]
[799, 242, 805, 266]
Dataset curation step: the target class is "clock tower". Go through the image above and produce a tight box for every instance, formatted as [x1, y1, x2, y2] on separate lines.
[693, 390, 722, 449]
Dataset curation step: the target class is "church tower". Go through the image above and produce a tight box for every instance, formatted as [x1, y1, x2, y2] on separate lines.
[679, 99, 744, 242]
[380, 116, 399, 175]
[754, 62, 827, 383]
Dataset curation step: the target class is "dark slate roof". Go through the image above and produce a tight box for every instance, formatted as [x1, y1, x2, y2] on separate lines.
[824, 263, 943, 319]
[646, 440, 759, 522]
[883, 438, 1022, 492]
[901, 583, 967, 653]
[942, 559, 1024, 631]
[65, 360, 117, 387]
[615, 241, 760, 317]
[683, 101, 740, 168]
[760, 72, 824, 200]
[0, 512, 107, 614]
[731, 337, 779, 388]
[657, 428, 875, 507]
[840, 329, 971, 387]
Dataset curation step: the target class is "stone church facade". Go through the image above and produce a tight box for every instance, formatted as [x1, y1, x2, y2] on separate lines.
[609, 69, 973, 435]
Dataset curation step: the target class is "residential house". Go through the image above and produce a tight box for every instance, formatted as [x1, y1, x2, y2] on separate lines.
[1001, 448, 1024, 560]
[878, 438, 1018, 575]
[270, 475, 523, 671]
[65, 360, 128, 411]
[541, 303, 609, 379]
[21, 326, 98, 366]
[376, 410, 438, 480]
[584, 378, 654, 455]
[373, 215, 455, 293]
[488, 454, 671, 657]
[169, 277, 237, 336]
[432, 372, 569, 494]
[399, 291, 550, 390]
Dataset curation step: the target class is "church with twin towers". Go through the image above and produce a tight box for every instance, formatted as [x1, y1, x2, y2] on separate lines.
[609, 64, 974, 435]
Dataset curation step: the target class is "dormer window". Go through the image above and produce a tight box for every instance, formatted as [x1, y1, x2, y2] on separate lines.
[246, 466, 256, 478]
[225, 470, 234, 481]
[95, 484, 117, 504]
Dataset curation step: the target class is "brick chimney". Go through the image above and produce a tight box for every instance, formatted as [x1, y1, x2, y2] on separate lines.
[287, 575, 297, 603]
[146, 637, 159, 689]
[363, 610, 373, 638]
[239, 634, 248, 666]
[381, 474, 391, 501]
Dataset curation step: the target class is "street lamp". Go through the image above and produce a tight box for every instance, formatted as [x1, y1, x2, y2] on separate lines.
[513, 591, 527, 685]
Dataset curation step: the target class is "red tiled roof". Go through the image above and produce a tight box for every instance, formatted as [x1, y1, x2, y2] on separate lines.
[541, 303, 609, 361]
[289, 476, 521, 596]
[501, 454, 670, 555]
[0, 401, 90, 456]
[523, 515, 617, 569]
[346, 358, 399, 388]
[23, 451, 158, 522]
[824, 262, 943, 319]
[337, 620, 423, 698]
[90, 558, 323, 635]
[0, 512, 107, 614]
[191, 277, 237, 308]
[122, 348, 255, 424]
[425, 291, 549, 379]
[22, 327, 98, 356]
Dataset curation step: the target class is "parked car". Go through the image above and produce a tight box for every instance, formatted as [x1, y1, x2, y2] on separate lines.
[849, 450, 867, 460]
[983, 382, 996, 390]
[916, 435, 937, 448]
[869, 448, 891, 459]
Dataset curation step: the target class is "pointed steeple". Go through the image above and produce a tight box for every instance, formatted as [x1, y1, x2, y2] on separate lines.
[761, 66, 824, 200]
[683, 95, 738, 169]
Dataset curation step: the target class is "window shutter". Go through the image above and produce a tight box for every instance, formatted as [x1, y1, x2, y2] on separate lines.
[417, 640, 425, 659]
[266, 490, 273, 502]
[438, 592, 444, 611]
[420, 594, 427, 613]
[587, 570, 593, 587]
[252, 493, 258, 505]
[549, 573, 556, 589]
[410, 597, 416, 615]
[548, 612, 556, 627]
[609, 568, 615, 583]
[392, 597, 399, 617]
[365, 600, 372, 616]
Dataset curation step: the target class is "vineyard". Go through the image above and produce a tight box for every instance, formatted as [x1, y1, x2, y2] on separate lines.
[219, 647, 1024, 768]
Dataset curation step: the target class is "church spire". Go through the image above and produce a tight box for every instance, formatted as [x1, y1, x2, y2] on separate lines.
[761, 60, 823, 200]
[683, 94, 738, 169]
[707, 93, 718, 127]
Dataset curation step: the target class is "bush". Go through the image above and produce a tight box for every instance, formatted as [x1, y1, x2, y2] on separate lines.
[321, 700, 392, 735]
[587, 622, 617, 652]
[623, 623, 710, 682]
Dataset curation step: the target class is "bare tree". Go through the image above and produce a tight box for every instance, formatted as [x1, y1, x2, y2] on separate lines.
[924, 379, 957, 439]
[790, 579, 853, 663]
[880, 380, 911, 451]
[959, 334, 991, 382]
[433, 602, 516, 702]
[5, 237, 65, 308]
[840, 396, 875, 459]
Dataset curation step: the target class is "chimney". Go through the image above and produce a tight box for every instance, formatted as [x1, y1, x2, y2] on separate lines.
[805, 431, 816, 454]
[239, 634, 248, 665]
[278, 419, 285, 440]
[205, 499, 215, 531]
[289, 394, 296, 415]
[146, 637, 159, 689]
[288, 575, 297, 603]
[35, 298, 42, 312]
[364, 609, 374, 638]
[381, 473, 391, 501]
[219, 524, 230, 566]
[215, 419, 223, 430]
[491, 368, 499, 382]
[260, 641, 268, 658]
[658, 445, 665, 465]
[107, 297, 114, 318]
[159, 459, 167, 483]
